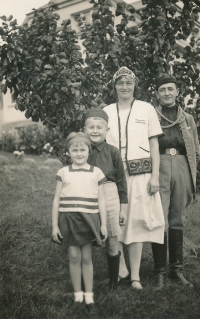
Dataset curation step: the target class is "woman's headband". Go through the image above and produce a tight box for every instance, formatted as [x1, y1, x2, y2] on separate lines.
[113, 66, 135, 83]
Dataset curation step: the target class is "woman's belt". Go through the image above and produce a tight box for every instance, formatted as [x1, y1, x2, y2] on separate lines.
[160, 148, 186, 155]
[126, 157, 152, 175]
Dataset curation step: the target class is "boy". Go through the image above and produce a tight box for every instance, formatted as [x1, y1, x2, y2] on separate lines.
[85, 108, 128, 290]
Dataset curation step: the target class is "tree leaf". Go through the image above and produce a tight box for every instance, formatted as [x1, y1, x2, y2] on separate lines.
[7, 15, 13, 21]
[0, 27, 5, 35]
[1, 84, 7, 94]
[0, 15, 7, 21]
[129, 15, 136, 21]
[35, 59, 42, 66]
[44, 64, 52, 70]
[60, 58, 69, 65]
[10, 19, 17, 26]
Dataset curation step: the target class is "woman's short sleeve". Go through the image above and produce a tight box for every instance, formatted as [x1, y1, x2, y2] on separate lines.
[148, 106, 164, 138]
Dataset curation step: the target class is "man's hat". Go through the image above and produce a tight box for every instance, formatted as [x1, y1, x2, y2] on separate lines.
[66, 132, 91, 151]
[155, 74, 177, 90]
[113, 66, 135, 83]
[85, 108, 108, 123]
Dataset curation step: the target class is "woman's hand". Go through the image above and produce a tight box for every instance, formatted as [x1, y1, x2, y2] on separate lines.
[52, 226, 63, 244]
[147, 174, 159, 195]
[119, 204, 127, 226]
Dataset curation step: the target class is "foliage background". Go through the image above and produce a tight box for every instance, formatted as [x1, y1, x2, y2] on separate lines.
[1, 0, 200, 163]
[1, 2, 200, 317]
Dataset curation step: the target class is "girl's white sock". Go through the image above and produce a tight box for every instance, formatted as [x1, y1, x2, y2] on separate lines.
[74, 291, 84, 303]
[84, 292, 94, 304]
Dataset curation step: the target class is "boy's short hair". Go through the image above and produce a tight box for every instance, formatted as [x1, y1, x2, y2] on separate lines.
[66, 132, 91, 151]
[85, 116, 108, 127]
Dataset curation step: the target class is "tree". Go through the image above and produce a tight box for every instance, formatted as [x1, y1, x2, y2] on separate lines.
[1, 0, 200, 162]
[81, 0, 200, 107]
[0, 5, 87, 133]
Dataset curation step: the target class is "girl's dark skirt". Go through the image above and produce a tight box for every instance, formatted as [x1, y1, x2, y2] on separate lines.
[59, 211, 103, 247]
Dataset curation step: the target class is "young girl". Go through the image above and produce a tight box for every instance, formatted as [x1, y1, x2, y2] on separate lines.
[52, 132, 107, 311]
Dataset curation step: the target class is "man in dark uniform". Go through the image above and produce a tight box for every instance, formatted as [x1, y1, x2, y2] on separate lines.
[152, 74, 200, 289]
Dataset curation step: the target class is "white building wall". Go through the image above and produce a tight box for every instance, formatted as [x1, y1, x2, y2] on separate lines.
[3, 91, 26, 124]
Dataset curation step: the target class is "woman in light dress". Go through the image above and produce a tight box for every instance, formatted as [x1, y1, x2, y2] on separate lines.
[103, 67, 165, 289]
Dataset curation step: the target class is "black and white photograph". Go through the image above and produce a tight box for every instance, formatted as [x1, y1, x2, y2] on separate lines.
[0, 1, 200, 318]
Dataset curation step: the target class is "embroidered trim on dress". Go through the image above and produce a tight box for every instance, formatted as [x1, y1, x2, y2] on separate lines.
[126, 158, 152, 175]
[116, 100, 152, 175]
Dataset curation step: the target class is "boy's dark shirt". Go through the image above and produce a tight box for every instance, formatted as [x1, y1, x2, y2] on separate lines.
[159, 105, 186, 152]
[87, 141, 128, 204]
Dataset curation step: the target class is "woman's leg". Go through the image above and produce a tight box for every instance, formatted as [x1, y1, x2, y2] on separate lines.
[68, 246, 84, 302]
[128, 242, 143, 289]
[118, 241, 129, 278]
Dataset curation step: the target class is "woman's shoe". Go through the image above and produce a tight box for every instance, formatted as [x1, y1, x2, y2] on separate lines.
[131, 280, 143, 290]
[118, 273, 130, 282]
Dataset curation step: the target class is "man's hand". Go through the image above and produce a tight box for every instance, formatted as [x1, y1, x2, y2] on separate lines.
[147, 174, 159, 195]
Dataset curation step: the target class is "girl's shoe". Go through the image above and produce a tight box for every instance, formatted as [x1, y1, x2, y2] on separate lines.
[69, 301, 85, 314]
[86, 303, 98, 315]
[131, 280, 143, 290]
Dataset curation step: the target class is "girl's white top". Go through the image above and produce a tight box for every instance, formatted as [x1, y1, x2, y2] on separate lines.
[56, 165, 106, 213]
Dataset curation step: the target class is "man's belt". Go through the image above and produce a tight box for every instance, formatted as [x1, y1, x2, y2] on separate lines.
[160, 148, 186, 155]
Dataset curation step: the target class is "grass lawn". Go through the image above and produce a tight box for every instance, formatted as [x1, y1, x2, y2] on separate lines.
[0, 150, 200, 319]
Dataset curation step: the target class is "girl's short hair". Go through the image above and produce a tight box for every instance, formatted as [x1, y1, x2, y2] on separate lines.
[66, 131, 91, 151]
[69, 141, 91, 151]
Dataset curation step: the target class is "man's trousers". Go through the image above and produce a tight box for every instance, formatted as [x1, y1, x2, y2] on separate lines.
[159, 154, 193, 231]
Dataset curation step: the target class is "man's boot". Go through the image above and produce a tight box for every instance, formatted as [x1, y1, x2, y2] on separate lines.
[106, 251, 121, 291]
[151, 232, 167, 290]
[168, 229, 193, 288]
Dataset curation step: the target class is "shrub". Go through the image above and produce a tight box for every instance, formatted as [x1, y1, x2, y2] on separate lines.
[0, 125, 61, 155]
[0, 155, 9, 165]
[17, 125, 46, 154]
[0, 131, 18, 152]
